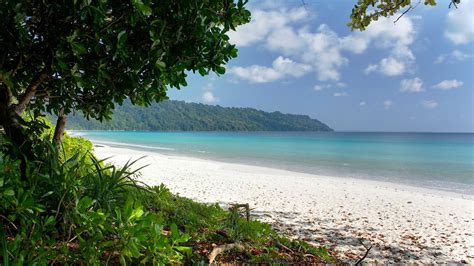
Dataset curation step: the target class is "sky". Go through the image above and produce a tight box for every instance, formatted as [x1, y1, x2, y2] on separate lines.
[168, 0, 474, 132]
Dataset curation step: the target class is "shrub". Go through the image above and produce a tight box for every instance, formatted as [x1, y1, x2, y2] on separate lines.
[0, 134, 190, 264]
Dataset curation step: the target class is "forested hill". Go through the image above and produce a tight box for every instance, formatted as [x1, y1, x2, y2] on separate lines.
[66, 100, 333, 131]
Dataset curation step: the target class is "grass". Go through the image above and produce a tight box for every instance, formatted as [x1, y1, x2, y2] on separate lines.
[142, 184, 335, 264]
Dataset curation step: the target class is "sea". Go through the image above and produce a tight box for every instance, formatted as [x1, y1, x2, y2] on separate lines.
[75, 131, 474, 195]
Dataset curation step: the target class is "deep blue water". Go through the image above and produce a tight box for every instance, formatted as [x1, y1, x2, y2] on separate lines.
[76, 131, 474, 194]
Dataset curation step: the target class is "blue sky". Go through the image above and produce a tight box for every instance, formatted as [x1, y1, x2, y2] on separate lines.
[168, 0, 474, 132]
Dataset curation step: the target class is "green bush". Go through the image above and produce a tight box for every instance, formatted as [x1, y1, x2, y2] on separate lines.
[0, 134, 190, 264]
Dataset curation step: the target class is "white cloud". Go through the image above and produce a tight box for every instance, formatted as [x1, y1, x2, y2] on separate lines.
[350, 15, 416, 76]
[432, 79, 464, 90]
[272, 56, 312, 76]
[333, 92, 348, 97]
[364, 64, 378, 74]
[340, 35, 370, 54]
[202, 91, 219, 103]
[313, 85, 331, 91]
[435, 50, 473, 64]
[229, 56, 311, 83]
[384, 100, 393, 109]
[444, 0, 474, 44]
[230, 7, 417, 82]
[228, 7, 308, 47]
[229, 66, 279, 83]
[313, 85, 323, 91]
[268, 24, 348, 81]
[360, 101, 366, 106]
[201, 80, 219, 103]
[336, 82, 347, 88]
[266, 26, 305, 53]
[366, 58, 407, 76]
[400, 77, 424, 93]
[421, 100, 439, 109]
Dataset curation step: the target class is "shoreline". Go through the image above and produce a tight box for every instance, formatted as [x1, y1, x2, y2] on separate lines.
[93, 144, 474, 263]
[85, 138, 474, 196]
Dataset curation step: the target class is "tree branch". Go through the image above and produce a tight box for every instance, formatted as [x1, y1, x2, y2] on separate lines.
[449, 0, 459, 8]
[100, 13, 125, 32]
[355, 239, 372, 265]
[394, 0, 421, 24]
[12, 56, 51, 115]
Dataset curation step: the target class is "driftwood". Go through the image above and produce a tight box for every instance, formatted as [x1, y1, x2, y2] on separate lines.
[355, 239, 372, 265]
[228, 203, 250, 221]
[208, 242, 245, 265]
[272, 237, 294, 254]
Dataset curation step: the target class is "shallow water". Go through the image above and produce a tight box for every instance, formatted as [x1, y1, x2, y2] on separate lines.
[76, 131, 474, 194]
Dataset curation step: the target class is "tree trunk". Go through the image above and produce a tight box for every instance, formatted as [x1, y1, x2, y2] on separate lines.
[53, 108, 67, 148]
[0, 84, 31, 181]
[0, 109, 30, 180]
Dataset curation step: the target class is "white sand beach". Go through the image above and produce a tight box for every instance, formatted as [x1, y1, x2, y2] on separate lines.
[95, 145, 474, 264]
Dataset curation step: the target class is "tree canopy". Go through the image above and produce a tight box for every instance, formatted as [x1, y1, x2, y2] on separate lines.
[0, 0, 250, 178]
[63, 100, 333, 132]
[348, 0, 457, 30]
[0, 0, 249, 120]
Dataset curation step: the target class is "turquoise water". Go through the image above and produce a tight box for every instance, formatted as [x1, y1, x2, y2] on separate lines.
[77, 131, 474, 194]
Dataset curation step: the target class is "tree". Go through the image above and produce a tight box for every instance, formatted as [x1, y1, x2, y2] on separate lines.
[0, 0, 250, 178]
[348, 0, 459, 30]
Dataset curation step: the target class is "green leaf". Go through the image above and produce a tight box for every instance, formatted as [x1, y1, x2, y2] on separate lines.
[170, 223, 179, 240]
[198, 68, 207, 76]
[215, 66, 226, 75]
[229, 47, 238, 58]
[117, 30, 128, 47]
[56, 57, 68, 71]
[44, 216, 56, 227]
[155, 60, 166, 69]
[134, 0, 152, 16]
[174, 246, 192, 254]
[2, 189, 14, 197]
[77, 196, 95, 210]
[40, 191, 54, 198]
[129, 207, 144, 221]
[71, 42, 87, 56]
[119, 254, 126, 266]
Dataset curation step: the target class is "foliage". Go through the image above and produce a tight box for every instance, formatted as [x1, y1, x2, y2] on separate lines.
[86, 156, 145, 212]
[0, 0, 250, 120]
[63, 100, 334, 131]
[0, 0, 251, 177]
[19, 113, 93, 162]
[142, 185, 335, 264]
[0, 135, 191, 264]
[349, 0, 441, 30]
[0, 132, 336, 264]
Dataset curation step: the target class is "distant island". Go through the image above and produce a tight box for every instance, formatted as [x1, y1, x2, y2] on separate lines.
[65, 100, 333, 131]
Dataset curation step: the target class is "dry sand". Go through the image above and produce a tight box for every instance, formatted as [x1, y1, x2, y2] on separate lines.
[95, 145, 474, 264]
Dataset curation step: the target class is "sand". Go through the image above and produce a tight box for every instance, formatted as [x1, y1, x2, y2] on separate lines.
[94, 145, 474, 264]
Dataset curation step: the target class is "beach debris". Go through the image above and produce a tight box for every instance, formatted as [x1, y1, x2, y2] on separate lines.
[272, 236, 294, 254]
[208, 242, 245, 265]
[355, 239, 373, 266]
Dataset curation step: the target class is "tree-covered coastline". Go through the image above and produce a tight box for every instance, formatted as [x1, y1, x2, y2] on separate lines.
[65, 100, 334, 132]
